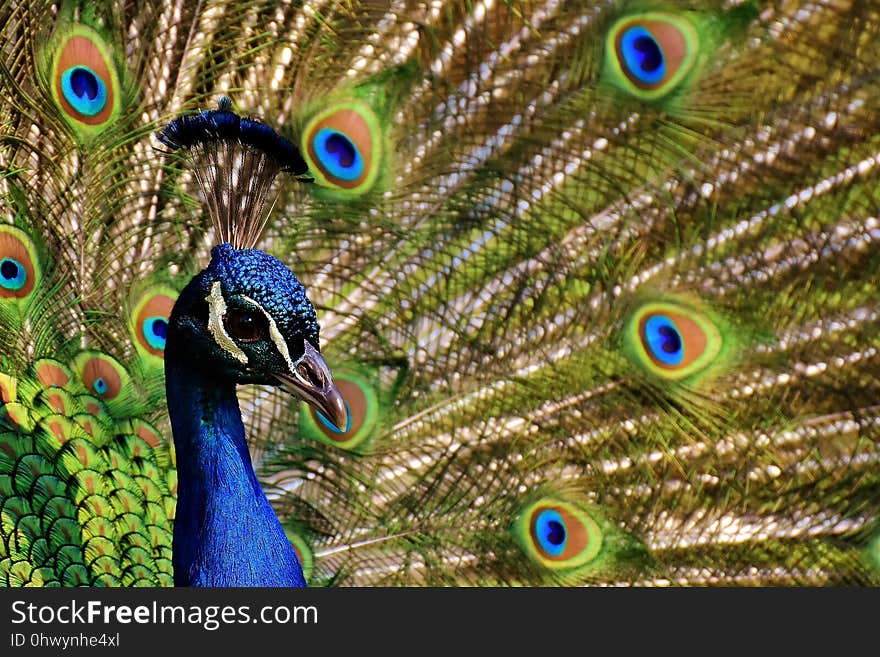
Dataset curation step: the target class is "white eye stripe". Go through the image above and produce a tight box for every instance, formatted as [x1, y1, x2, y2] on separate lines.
[206, 282, 248, 364]
[205, 284, 302, 373]
[239, 294, 299, 374]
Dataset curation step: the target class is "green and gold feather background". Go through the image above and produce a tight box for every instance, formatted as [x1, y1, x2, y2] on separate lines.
[1, 0, 879, 586]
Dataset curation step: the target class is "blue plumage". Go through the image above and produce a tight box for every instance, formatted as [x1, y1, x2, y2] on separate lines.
[167, 356, 307, 587]
[166, 244, 343, 586]
[208, 244, 320, 348]
[157, 94, 354, 590]
[166, 245, 313, 586]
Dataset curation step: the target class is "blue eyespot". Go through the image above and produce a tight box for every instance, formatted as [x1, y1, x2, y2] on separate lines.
[60, 66, 107, 117]
[644, 314, 684, 365]
[535, 509, 567, 556]
[312, 128, 364, 181]
[317, 400, 352, 435]
[92, 377, 108, 396]
[142, 316, 168, 351]
[620, 26, 666, 85]
[0, 258, 27, 291]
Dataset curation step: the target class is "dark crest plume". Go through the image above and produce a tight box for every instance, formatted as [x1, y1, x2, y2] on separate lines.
[157, 97, 311, 248]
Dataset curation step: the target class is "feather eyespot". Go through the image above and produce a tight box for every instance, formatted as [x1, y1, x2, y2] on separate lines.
[131, 288, 176, 359]
[0, 258, 28, 291]
[60, 65, 107, 117]
[142, 318, 168, 351]
[534, 508, 568, 556]
[50, 26, 121, 134]
[313, 128, 364, 182]
[302, 101, 382, 196]
[0, 226, 40, 301]
[643, 314, 685, 366]
[625, 300, 724, 381]
[606, 13, 699, 100]
[80, 358, 121, 400]
[73, 352, 132, 419]
[300, 370, 378, 451]
[515, 499, 604, 572]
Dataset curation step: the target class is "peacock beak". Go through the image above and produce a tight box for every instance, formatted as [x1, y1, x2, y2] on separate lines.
[274, 341, 348, 431]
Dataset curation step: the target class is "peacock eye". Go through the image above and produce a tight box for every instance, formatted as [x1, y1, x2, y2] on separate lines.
[225, 308, 268, 342]
[301, 100, 383, 196]
[50, 25, 121, 139]
[623, 299, 726, 383]
[61, 65, 107, 117]
[0, 257, 27, 291]
[0, 226, 40, 301]
[514, 498, 604, 572]
[605, 12, 699, 101]
[534, 508, 568, 556]
[131, 287, 176, 360]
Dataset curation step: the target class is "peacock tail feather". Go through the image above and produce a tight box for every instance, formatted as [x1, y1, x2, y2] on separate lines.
[1, 0, 879, 586]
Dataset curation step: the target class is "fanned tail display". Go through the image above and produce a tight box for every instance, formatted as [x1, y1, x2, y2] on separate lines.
[0, 0, 879, 587]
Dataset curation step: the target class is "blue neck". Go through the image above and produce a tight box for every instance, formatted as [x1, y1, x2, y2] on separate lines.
[166, 359, 305, 587]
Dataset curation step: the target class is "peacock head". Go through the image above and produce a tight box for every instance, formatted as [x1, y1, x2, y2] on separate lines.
[168, 242, 347, 430]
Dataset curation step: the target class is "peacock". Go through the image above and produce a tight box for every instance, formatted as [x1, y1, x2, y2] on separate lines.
[0, 0, 879, 588]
